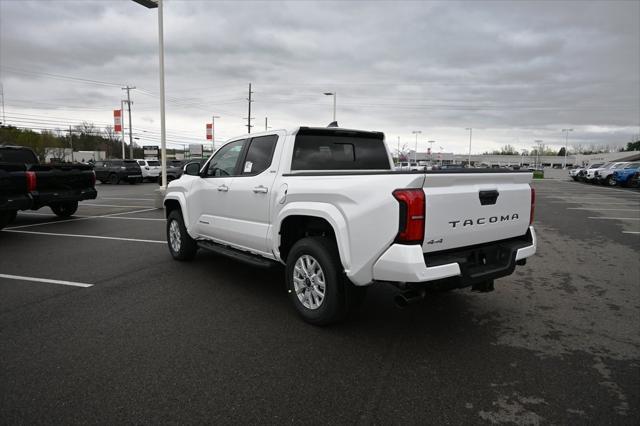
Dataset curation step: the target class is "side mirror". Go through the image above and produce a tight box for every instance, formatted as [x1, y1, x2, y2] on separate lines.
[184, 162, 200, 176]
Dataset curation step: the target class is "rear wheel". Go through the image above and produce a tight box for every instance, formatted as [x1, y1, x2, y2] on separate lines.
[50, 201, 78, 218]
[286, 237, 353, 325]
[606, 175, 616, 186]
[167, 210, 198, 260]
[109, 173, 119, 185]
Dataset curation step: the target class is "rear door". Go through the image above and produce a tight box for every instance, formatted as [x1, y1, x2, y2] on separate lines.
[421, 172, 532, 253]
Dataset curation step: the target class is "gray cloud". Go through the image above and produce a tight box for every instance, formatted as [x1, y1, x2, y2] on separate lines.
[0, 0, 638, 152]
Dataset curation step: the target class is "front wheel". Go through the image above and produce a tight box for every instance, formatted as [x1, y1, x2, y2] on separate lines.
[286, 237, 353, 325]
[606, 176, 616, 186]
[50, 201, 78, 218]
[109, 173, 119, 185]
[167, 210, 198, 260]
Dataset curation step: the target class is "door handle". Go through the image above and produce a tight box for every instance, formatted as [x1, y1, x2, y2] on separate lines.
[217, 184, 229, 192]
[253, 185, 268, 194]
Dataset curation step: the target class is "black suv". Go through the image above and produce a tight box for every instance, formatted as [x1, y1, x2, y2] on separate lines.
[94, 160, 143, 184]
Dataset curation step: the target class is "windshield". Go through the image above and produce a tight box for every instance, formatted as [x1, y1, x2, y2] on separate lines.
[147, 161, 160, 166]
[612, 163, 627, 169]
[625, 163, 640, 168]
[589, 163, 604, 169]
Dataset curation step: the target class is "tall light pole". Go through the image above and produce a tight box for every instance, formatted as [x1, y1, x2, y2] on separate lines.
[561, 128, 573, 169]
[412, 130, 421, 163]
[132, 0, 167, 205]
[535, 140, 543, 169]
[324, 92, 336, 123]
[428, 140, 435, 163]
[465, 127, 472, 166]
[212, 115, 220, 152]
[397, 136, 400, 165]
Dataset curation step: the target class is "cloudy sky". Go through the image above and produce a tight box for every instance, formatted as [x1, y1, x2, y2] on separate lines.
[0, 0, 638, 154]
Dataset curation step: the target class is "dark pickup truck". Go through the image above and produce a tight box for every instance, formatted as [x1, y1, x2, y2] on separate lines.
[0, 145, 97, 230]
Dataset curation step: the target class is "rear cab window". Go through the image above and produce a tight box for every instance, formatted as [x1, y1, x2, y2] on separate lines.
[0, 148, 38, 164]
[291, 128, 390, 171]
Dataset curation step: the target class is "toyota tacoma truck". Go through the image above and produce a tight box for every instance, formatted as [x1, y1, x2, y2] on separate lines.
[0, 145, 97, 230]
[163, 127, 537, 324]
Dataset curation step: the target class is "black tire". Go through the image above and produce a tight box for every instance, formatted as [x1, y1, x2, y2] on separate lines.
[0, 210, 17, 230]
[129, 179, 137, 185]
[99, 179, 107, 184]
[285, 237, 353, 325]
[109, 173, 119, 185]
[50, 201, 78, 218]
[167, 210, 198, 260]
[606, 175, 616, 186]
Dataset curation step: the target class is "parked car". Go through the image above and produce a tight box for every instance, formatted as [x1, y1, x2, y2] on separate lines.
[569, 166, 584, 180]
[135, 159, 161, 182]
[613, 162, 640, 186]
[596, 162, 629, 186]
[94, 160, 143, 184]
[629, 171, 640, 188]
[163, 126, 536, 324]
[576, 163, 604, 182]
[158, 159, 206, 185]
[0, 145, 97, 229]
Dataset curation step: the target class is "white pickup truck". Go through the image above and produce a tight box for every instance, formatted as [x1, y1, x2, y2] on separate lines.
[164, 127, 536, 324]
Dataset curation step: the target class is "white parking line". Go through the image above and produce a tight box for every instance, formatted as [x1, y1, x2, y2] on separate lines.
[551, 202, 634, 205]
[0, 273, 93, 288]
[81, 203, 152, 208]
[6, 208, 162, 230]
[567, 208, 640, 212]
[587, 217, 640, 221]
[99, 197, 155, 201]
[622, 231, 640, 234]
[2, 229, 166, 243]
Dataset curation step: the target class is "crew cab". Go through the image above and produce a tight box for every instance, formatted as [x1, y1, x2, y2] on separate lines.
[163, 127, 537, 324]
[0, 145, 97, 229]
[596, 162, 629, 185]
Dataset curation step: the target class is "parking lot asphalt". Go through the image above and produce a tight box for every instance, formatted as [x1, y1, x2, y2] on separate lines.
[1, 179, 639, 424]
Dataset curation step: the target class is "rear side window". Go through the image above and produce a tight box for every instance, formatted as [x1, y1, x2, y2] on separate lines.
[137, 160, 146, 166]
[291, 129, 390, 170]
[147, 161, 160, 166]
[0, 148, 38, 164]
[242, 135, 278, 175]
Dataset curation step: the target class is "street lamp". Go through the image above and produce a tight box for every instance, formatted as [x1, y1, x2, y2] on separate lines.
[323, 92, 336, 123]
[561, 128, 573, 169]
[412, 130, 421, 163]
[132, 0, 167, 206]
[465, 128, 472, 167]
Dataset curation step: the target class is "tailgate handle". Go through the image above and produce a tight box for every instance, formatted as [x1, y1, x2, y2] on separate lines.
[479, 190, 499, 205]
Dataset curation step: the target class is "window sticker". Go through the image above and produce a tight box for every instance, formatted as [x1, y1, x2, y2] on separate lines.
[244, 161, 253, 173]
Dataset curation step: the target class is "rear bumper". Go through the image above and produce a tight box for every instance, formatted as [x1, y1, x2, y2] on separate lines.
[372, 226, 536, 284]
[0, 194, 32, 212]
[31, 188, 98, 209]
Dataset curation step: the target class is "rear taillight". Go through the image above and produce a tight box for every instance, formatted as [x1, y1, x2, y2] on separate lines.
[90, 171, 96, 187]
[393, 189, 425, 244]
[529, 186, 536, 225]
[25, 171, 37, 192]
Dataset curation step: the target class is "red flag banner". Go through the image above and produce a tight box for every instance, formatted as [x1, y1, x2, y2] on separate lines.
[206, 123, 213, 140]
[114, 110, 122, 132]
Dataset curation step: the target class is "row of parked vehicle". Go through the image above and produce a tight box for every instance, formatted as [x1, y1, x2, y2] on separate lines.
[569, 161, 640, 187]
[92, 158, 206, 185]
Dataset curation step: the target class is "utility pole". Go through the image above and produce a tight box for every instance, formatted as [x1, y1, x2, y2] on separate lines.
[0, 83, 5, 125]
[412, 130, 421, 164]
[561, 128, 573, 169]
[69, 125, 74, 163]
[246, 83, 254, 133]
[120, 100, 126, 159]
[265, 117, 268, 131]
[466, 127, 472, 167]
[122, 85, 136, 158]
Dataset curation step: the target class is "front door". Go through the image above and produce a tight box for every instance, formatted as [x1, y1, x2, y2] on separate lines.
[220, 135, 280, 255]
[188, 139, 247, 242]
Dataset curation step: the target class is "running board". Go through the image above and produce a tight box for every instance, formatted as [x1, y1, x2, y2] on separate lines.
[197, 240, 276, 268]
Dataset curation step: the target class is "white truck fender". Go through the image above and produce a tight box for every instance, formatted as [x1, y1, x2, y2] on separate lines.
[163, 192, 196, 238]
[273, 202, 352, 273]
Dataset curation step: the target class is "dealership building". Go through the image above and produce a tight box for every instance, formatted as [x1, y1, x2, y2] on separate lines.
[407, 150, 640, 168]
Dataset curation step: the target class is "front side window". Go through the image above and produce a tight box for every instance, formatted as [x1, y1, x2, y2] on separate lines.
[137, 160, 146, 166]
[242, 135, 278, 175]
[204, 139, 246, 177]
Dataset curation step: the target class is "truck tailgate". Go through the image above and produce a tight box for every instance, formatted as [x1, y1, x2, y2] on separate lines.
[422, 172, 532, 253]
